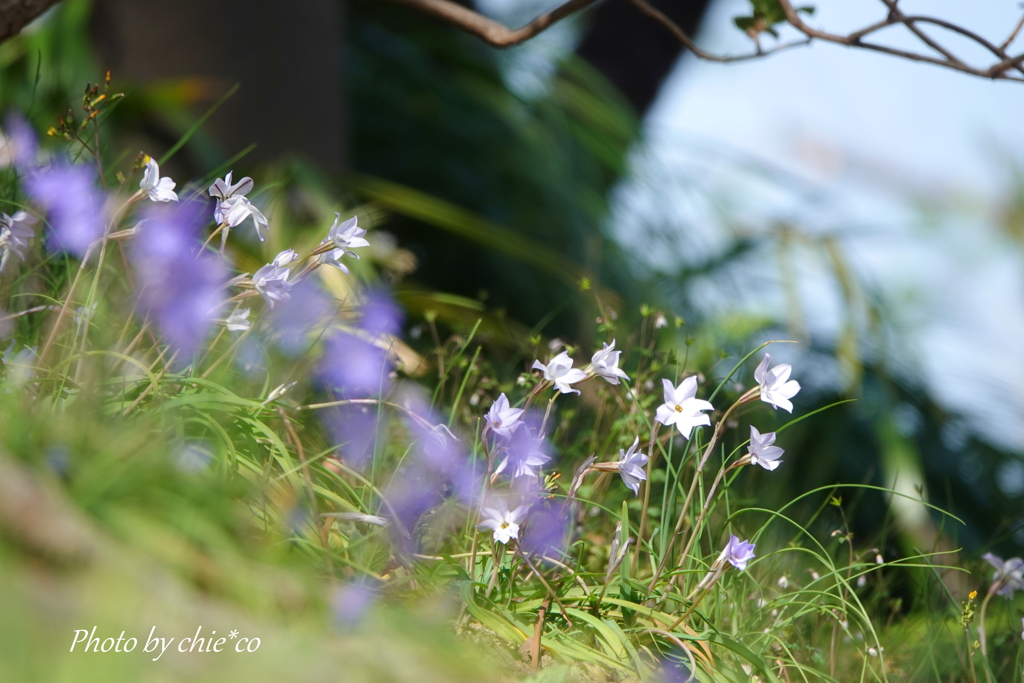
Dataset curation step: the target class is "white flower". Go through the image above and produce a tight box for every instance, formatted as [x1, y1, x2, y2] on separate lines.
[485, 392, 524, 439]
[983, 553, 1024, 597]
[0, 211, 36, 272]
[139, 158, 178, 202]
[591, 340, 629, 385]
[616, 436, 648, 495]
[273, 249, 299, 267]
[318, 248, 351, 273]
[748, 425, 784, 471]
[208, 171, 254, 222]
[777, 575, 789, 589]
[477, 500, 528, 545]
[318, 214, 370, 273]
[329, 214, 371, 252]
[223, 196, 269, 241]
[208, 171, 268, 241]
[225, 308, 251, 332]
[253, 251, 296, 308]
[654, 377, 713, 439]
[754, 353, 801, 413]
[532, 351, 587, 395]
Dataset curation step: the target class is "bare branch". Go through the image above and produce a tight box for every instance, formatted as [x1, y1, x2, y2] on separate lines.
[630, 0, 811, 63]
[385, 0, 1024, 85]
[0, 0, 61, 45]
[1001, 12, 1024, 51]
[386, 0, 598, 48]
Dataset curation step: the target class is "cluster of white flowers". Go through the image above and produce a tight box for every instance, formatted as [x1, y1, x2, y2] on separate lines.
[478, 347, 802, 544]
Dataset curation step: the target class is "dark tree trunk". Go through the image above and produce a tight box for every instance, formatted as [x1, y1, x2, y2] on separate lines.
[575, 0, 713, 116]
[90, 0, 344, 174]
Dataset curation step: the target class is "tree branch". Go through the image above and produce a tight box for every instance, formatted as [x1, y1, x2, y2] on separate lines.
[0, 0, 60, 45]
[385, 0, 1024, 85]
[385, 0, 598, 48]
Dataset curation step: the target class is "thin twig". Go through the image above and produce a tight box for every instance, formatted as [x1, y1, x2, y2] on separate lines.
[387, 0, 597, 48]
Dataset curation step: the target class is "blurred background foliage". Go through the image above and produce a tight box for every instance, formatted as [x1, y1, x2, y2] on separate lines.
[1, 0, 1023, 677]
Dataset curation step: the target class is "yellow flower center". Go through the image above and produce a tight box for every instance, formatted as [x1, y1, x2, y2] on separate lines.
[674, 404, 683, 413]
[500, 522, 509, 529]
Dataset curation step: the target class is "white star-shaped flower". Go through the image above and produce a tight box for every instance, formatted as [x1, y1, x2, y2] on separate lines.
[0, 211, 36, 272]
[318, 214, 370, 273]
[209, 171, 268, 241]
[329, 214, 371, 252]
[140, 158, 178, 202]
[225, 308, 251, 332]
[485, 392, 524, 439]
[616, 436, 648, 495]
[654, 376, 713, 439]
[591, 340, 629, 385]
[477, 500, 528, 545]
[747, 425, 784, 471]
[532, 351, 587, 395]
[754, 353, 801, 413]
[209, 171, 254, 222]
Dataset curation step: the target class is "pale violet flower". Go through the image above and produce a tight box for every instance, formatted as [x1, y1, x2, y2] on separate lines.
[495, 429, 551, 479]
[654, 377, 713, 439]
[591, 340, 629, 385]
[225, 308, 251, 332]
[477, 500, 528, 545]
[485, 392, 524, 439]
[140, 158, 178, 202]
[754, 353, 801, 413]
[0, 211, 36, 272]
[748, 425, 784, 471]
[253, 251, 295, 308]
[616, 436, 648, 495]
[983, 553, 1024, 598]
[723, 535, 756, 571]
[532, 351, 587, 395]
[208, 171, 254, 223]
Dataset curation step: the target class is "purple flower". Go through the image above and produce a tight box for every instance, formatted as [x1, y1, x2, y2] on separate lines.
[983, 553, 1024, 598]
[496, 424, 552, 480]
[331, 581, 378, 630]
[322, 404, 379, 470]
[131, 201, 228, 357]
[319, 331, 392, 399]
[485, 393, 524, 439]
[361, 288, 403, 337]
[723, 535, 756, 571]
[3, 112, 37, 173]
[401, 390, 479, 503]
[520, 501, 570, 558]
[268, 279, 334, 355]
[25, 160, 105, 258]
